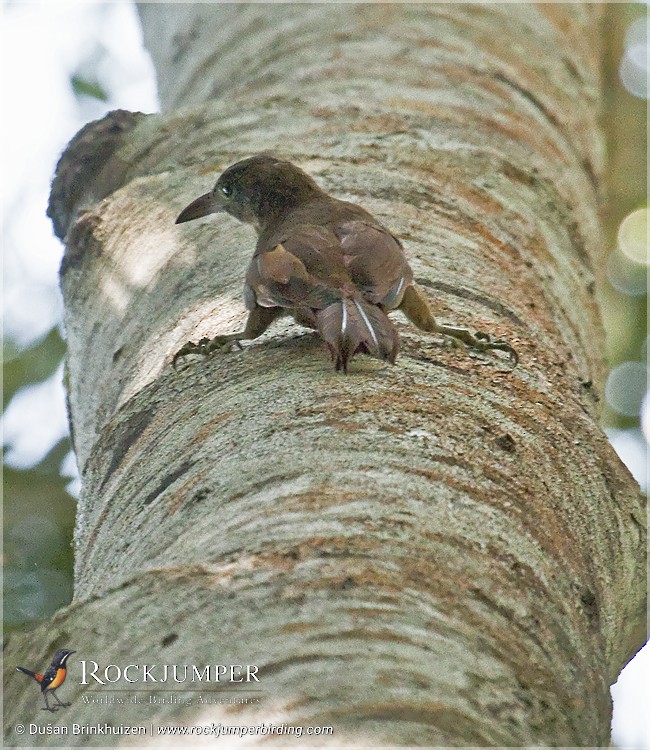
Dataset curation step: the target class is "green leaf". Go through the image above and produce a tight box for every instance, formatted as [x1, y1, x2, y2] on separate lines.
[3, 327, 67, 409]
[70, 74, 108, 102]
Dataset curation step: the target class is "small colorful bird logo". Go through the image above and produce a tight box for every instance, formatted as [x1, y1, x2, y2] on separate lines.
[16, 649, 76, 712]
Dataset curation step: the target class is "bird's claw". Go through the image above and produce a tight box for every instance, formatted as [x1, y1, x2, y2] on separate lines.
[469, 331, 518, 366]
[442, 329, 518, 367]
[172, 336, 242, 368]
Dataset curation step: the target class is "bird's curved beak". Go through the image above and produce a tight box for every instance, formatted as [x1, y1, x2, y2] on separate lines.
[175, 192, 223, 224]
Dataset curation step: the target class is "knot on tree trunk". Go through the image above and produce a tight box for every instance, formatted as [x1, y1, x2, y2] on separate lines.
[48, 109, 147, 241]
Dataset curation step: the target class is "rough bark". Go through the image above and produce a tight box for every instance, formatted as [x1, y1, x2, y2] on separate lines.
[3, 4, 645, 747]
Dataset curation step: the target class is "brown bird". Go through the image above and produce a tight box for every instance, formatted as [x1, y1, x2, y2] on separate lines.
[174, 154, 516, 372]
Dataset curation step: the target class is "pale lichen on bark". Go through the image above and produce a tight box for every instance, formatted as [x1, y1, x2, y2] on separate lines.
[3, 5, 645, 747]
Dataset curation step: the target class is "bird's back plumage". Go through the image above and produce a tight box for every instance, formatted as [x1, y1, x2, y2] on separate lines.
[247, 197, 412, 370]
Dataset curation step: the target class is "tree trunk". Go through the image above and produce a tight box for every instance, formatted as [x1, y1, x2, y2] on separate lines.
[4, 4, 645, 747]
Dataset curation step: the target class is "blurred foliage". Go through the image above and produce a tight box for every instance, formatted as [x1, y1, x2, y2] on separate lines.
[3, 327, 66, 410]
[600, 3, 648, 429]
[3, 439, 75, 630]
[2, 21, 118, 630]
[3, 331, 75, 631]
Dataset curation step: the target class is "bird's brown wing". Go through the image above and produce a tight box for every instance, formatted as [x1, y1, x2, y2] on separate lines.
[245, 229, 343, 311]
[331, 220, 413, 309]
[245, 222, 406, 370]
[245, 220, 413, 313]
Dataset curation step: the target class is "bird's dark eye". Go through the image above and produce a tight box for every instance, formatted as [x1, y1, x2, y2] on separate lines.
[220, 184, 232, 197]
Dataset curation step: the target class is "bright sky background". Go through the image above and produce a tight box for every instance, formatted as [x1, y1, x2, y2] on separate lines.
[1, 3, 647, 747]
[2, 1, 158, 489]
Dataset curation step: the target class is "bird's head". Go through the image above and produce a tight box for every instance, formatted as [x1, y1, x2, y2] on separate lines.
[175, 154, 321, 232]
[53, 649, 76, 667]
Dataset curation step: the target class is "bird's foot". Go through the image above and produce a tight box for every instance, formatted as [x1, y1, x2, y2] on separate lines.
[172, 335, 243, 368]
[439, 326, 518, 367]
[469, 331, 518, 365]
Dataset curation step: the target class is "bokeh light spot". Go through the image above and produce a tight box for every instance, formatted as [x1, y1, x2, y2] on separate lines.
[605, 361, 649, 417]
[624, 15, 647, 48]
[617, 208, 648, 266]
[606, 249, 648, 296]
[642, 392, 650, 445]
[620, 16, 649, 99]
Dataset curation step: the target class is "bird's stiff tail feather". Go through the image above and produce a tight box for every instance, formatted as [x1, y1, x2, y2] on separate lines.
[316, 297, 399, 372]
